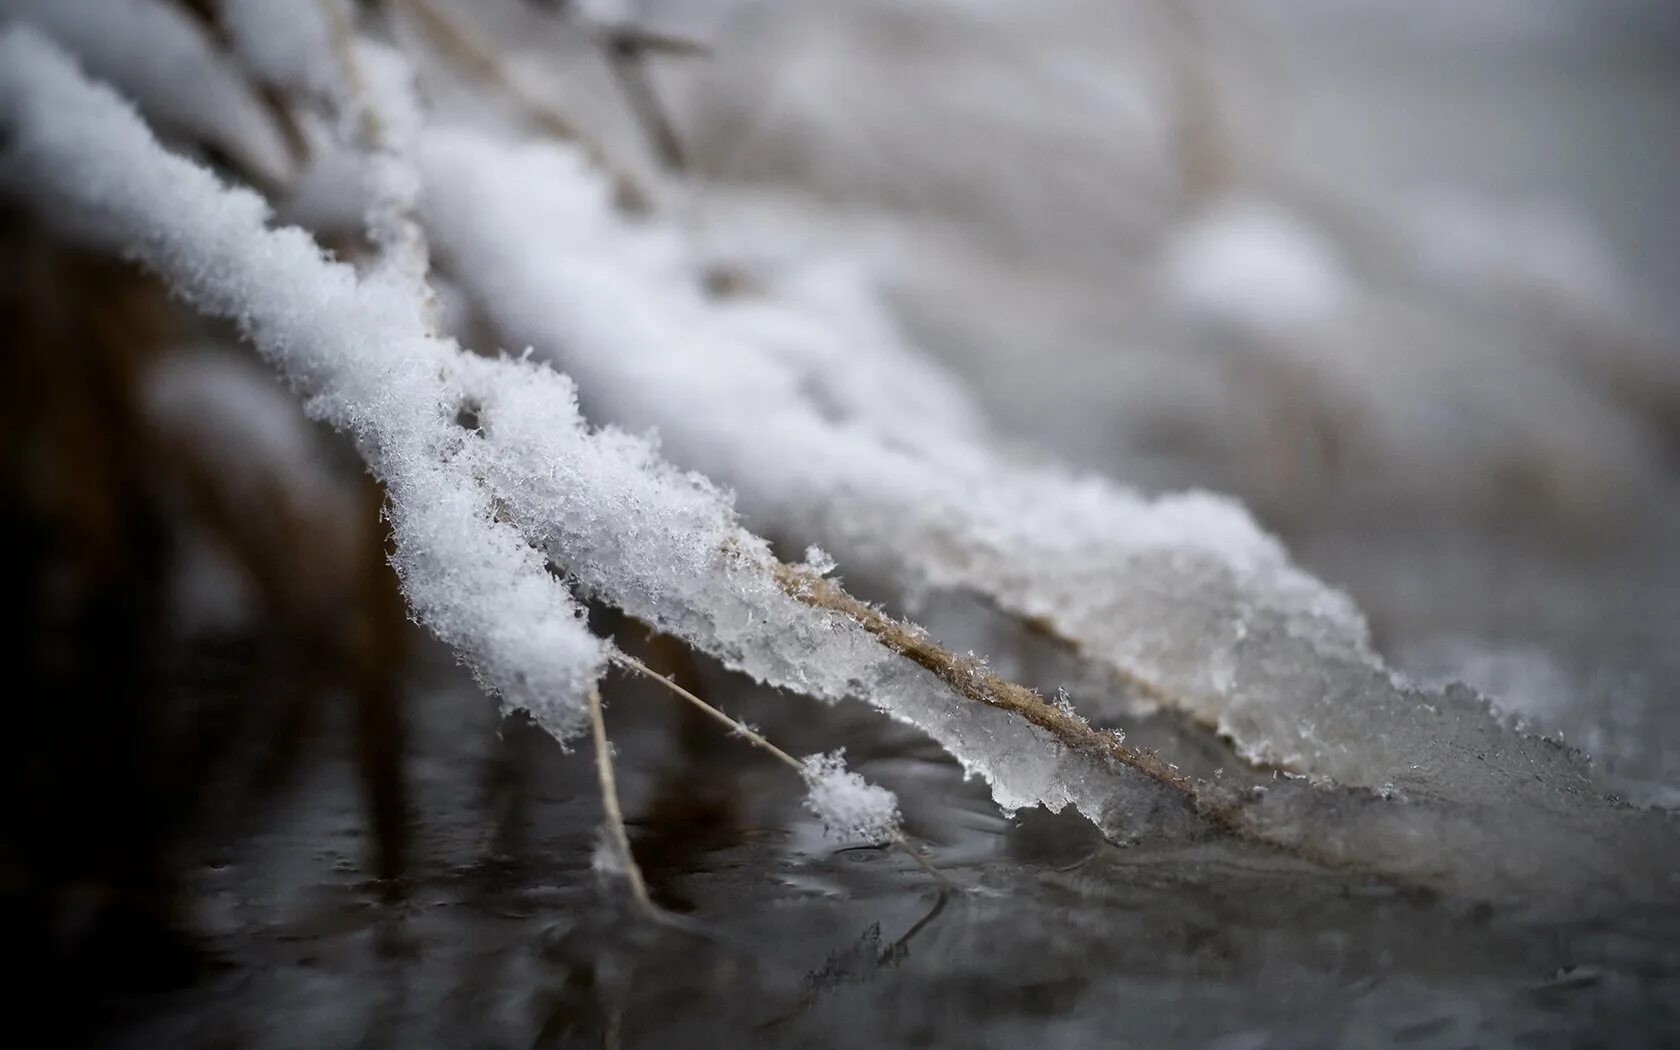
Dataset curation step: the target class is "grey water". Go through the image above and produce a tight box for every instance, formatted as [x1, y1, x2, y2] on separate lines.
[81, 640, 1679, 1050]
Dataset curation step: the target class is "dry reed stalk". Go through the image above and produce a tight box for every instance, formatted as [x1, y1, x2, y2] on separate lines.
[770, 562, 1197, 797]
[612, 652, 950, 888]
[586, 683, 659, 917]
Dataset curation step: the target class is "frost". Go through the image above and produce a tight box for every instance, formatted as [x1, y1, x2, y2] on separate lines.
[799, 751, 901, 843]
[590, 828, 626, 877]
[802, 545, 837, 576]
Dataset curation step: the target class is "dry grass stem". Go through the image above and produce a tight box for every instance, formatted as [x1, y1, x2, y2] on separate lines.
[602, 32, 685, 171]
[770, 562, 1197, 797]
[586, 683, 659, 917]
[611, 651, 950, 888]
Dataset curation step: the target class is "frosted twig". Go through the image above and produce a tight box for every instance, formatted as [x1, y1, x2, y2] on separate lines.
[319, 0, 375, 142]
[611, 652, 949, 888]
[1, 28, 1169, 848]
[316, 8, 437, 313]
[6, 9, 1674, 911]
[9, 24, 1668, 908]
[7, 0, 296, 188]
[388, 0, 648, 208]
[586, 684, 658, 917]
[0, 26, 608, 741]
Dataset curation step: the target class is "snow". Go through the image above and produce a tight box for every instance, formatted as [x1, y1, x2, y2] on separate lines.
[415, 125, 1568, 807]
[352, 40, 433, 292]
[799, 750, 901, 842]
[1164, 198, 1349, 331]
[0, 25, 606, 742]
[5, 7, 1677, 907]
[2, 0, 294, 185]
[0, 25, 1165, 836]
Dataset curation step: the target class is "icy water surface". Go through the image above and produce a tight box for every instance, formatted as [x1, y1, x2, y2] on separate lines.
[81, 645, 1680, 1050]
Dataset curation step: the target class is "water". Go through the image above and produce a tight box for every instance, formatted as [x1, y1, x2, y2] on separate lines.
[78, 643, 1680, 1049]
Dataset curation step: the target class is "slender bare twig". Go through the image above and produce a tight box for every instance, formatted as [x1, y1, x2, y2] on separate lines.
[602, 31, 685, 171]
[586, 683, 659, 917]
[611, 651, 950, 888]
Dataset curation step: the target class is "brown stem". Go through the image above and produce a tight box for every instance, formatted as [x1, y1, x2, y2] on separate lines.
[612, 651, 950, 888]
[770, 562, 1196, 797]
[586, 683, 659, 917]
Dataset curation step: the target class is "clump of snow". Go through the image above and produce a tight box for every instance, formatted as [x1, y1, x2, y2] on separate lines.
[1164, 198, 1348, 331]
[1404, 194, 1631, 312]
[802, 545, 837, 576]
[574, 0, 633, 29]
[799, 750, 901, 842]
[0, 26, 605, 742]
[590, 828, 627, 878]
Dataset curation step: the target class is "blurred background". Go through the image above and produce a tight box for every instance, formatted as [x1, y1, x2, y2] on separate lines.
[2, 0, 1678, 1044]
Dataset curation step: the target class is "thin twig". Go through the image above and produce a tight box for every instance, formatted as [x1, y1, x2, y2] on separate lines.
[615, 652, 801, 768]
[586, 683, 659, 917]
[612, 651, 950, 888]
[602, 32, 685, 171]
